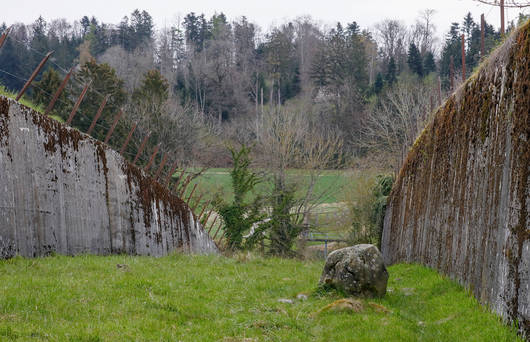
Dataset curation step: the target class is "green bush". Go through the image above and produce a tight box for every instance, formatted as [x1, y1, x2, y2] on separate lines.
[346, 173, 394, 247]
[214, 145, 265, 250]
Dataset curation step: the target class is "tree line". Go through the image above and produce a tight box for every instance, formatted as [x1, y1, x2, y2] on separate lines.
[0, 10, 528, 167]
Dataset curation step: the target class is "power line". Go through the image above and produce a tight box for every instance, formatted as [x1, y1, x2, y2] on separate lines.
[0, 67, 152, 166]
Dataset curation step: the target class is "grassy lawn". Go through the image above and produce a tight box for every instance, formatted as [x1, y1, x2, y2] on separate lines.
[185, 168, 350, 204]
[0, 255, 522, 341]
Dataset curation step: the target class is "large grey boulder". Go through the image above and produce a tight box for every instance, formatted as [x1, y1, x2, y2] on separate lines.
[319, 244, 388, 297]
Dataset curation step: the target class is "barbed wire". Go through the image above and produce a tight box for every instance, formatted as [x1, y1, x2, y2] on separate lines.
[0, 66, 202, 208]
[6, 35, 118, 102]
[0, 32, 179, 168]
[0, 66, 152, 167]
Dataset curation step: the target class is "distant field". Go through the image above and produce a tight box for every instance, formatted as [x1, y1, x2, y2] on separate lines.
[182, 168, 350, 204]
[0, 255, 522, 341]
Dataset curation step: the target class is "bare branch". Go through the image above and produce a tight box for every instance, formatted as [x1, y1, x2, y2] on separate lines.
[471, 0, 530, 8]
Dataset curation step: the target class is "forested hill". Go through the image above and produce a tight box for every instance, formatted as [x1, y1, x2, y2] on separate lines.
[0, 10, 528, 167]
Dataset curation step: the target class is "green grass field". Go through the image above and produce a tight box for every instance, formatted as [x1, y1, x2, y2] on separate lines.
[0, 255, 522, 341]
[185, 168, 350, 204]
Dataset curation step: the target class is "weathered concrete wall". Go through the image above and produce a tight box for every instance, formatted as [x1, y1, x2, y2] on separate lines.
[0, 96, 218, 257]
[382, 22, 529, 335]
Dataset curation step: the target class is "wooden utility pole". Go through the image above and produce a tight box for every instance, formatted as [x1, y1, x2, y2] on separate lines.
[461, 34, 466, 82]
[500, 0, 505, 37]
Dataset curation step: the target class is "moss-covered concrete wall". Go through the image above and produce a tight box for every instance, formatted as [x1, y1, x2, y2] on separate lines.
[0, 96, 218, 257]
[382, 22, 529, 335]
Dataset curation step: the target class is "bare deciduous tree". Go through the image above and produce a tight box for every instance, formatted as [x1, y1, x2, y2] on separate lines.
[255, 104, 343, 255]
[374, 19, 408, 69]
[99, 45, 155, 91]
[471, 0, 530, 7]
[410, 9, 438, 55]
[360, 75, 436, 167]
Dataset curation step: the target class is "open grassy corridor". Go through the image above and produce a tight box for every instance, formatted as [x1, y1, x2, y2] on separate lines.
[0, 255, 522, 341]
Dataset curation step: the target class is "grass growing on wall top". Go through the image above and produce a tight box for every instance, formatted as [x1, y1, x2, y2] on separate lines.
[0, 86, 64, 123]
[0, 255, 522, 341]
[0, 86, 43, 113]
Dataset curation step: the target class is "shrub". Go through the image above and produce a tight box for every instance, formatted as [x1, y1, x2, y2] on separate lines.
[214, 145, 265, 250]
[345, 172, 394, 247]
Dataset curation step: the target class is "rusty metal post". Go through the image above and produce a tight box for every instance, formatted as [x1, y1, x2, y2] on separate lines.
[172, 169, 186, 195]
[16, 51, 53, 101]
[154, 153, 169, 180]
[0, 26, 12, 50]
[164, 161, 179, 186]
[208, 216, 218, 235]
[500, 0, 505, 37]
[461, 34, 466, 82]
[103, 109, 123, 144]
[87, 94, 109, 135]
[212, 223, 222, 240]
[45, 67, 73, 115]
[198, 200, 211, 220]
[216, 232, 226, 246]
[203, 209, 214, 228]
[133, 132, 151, 165]
[66, 82, 90, 125]
[0, 33, 7, 50]
[144, 144, 160, 172]
[119, 122, 138, 156]
[481, 14, 486, 58]
[178, 174, 193, 198]
[191, 193, 204, 213]
[185, 184, 198, 206]
[174, 169, 186, 187]
[450, 56, 455, 90]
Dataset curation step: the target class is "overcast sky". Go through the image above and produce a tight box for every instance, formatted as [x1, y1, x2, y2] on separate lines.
[2, 0, 528, 41]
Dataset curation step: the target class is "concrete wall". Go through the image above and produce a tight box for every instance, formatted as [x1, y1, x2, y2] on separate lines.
[0, 96, 218, 258]
[382, 22, 529, 335]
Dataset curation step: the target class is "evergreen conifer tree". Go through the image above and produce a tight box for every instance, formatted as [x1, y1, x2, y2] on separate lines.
[407, 42, 423, 77]
[385, 57, 397, 85]
[423, 51, 436, 75]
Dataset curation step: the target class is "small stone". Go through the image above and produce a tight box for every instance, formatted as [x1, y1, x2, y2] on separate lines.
[277, 298, 294, 304]
[434, 314, 456, 325]
[401, 287, 415, 296]
[296, 293, 308, 301]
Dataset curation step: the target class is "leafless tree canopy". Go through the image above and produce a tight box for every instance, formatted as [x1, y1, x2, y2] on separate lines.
[472, 0, 530, 7]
